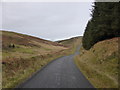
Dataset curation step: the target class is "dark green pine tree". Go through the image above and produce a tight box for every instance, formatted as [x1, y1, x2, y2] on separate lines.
[82, 2, 120, 50]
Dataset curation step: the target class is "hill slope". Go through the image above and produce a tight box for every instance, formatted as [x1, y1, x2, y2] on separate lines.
[75, 37, 119, 88]
[1, 30, 70, 88]
[57, 36, 82, 47]
[2, 30, 66, 61]
[1, 30, 81, 88]
[57, 36, 82, 54]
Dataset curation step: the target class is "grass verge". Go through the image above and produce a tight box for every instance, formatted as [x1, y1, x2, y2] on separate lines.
[74, 38, 119, 88]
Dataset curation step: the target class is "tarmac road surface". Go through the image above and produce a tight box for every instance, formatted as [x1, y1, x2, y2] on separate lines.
[17, 45, 95, 88]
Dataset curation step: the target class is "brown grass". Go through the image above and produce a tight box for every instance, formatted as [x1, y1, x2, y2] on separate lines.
[1, 30, 68, 88]
[74, 37, 119, 88]
[1, 30, 81, 88]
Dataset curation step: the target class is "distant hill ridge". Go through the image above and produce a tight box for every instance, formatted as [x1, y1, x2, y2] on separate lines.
[1, 30, 65, 49]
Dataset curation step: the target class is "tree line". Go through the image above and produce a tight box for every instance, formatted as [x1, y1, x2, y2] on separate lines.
[82, 2, 120, 50]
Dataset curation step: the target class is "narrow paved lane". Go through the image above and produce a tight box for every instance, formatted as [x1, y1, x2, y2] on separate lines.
[18, 45, 95, 88]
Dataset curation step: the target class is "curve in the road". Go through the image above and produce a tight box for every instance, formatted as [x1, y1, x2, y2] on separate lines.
[17, 45, 95, 88]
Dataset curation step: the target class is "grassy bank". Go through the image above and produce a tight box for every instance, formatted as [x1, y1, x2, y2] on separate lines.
[2, 31, 81, 88]
[74, 38, 119, 88]
[2, 49, 72, 88]
[1, 31, 66, 88]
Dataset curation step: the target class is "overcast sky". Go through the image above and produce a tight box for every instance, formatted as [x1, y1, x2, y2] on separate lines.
[2, 2, 93, 41]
